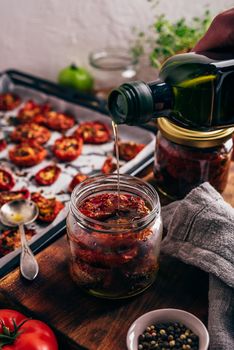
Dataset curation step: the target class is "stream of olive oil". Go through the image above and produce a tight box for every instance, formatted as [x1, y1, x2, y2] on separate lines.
[112, 121, 120, 209]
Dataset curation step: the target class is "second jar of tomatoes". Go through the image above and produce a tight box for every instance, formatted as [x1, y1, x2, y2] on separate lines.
[154, 118, 234, 200]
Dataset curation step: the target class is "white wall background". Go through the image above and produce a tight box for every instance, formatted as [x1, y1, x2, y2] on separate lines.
[0, 0, 233, 81]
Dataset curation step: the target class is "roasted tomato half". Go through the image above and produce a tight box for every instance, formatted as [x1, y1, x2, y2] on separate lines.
[31, 192, 64, 222]
[34, 111, 75, 131]
[0, 188, 30, 207]
[35, 165, 61, 186]
[18, 100, 51, 124]
[101, 157, 117, 174]
[9, 141, 47, 167]
[68, 173, 88, 193]
[118, 141, 145, 161]
[73, 121, 111, 144]
[0, 139, 7, 152]
[0, 93, 21, 111]
[52, 136, 83, 162]
[0, 169, 15, 191]
[0, 228, 36, 257]
[10, 123, 51, 145]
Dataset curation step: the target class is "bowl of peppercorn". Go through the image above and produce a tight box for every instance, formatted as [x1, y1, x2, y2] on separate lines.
[126, 308, 209, 350]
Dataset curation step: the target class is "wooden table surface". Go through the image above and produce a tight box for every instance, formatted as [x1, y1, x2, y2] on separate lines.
[0, 163, 234, 350]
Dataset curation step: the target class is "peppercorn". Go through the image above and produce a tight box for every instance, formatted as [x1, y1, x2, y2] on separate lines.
[137, 322, 199, 350]
[169, 340, 175, 347]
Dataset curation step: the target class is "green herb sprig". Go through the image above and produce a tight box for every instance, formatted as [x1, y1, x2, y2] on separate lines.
[131, 2, 211, 68]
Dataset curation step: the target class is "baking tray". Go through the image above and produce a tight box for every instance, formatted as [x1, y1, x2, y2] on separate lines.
[0, 70, 156, 277]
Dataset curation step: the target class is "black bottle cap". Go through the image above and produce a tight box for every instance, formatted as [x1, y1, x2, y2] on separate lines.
[107, 81, 154, 125]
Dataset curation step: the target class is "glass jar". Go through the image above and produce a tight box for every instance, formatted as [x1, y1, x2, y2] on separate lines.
[66, 174, 162, 299]
[154, 118, 234, 200]
[89, 47, 138, 99]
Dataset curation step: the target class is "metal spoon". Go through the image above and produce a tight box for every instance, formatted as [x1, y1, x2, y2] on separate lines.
[0, 199, 39, 280]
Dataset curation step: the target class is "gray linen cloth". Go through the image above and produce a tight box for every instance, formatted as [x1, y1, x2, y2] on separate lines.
[160, 182, 234, 350]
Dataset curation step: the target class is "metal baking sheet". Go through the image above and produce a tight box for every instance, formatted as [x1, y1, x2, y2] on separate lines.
[0, 74, 155, 276]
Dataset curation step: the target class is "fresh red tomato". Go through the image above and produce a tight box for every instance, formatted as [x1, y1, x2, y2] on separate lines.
[18, 100, 51, 124]
[73, 121, 111, 144]
[0, 169, 15, 191]
[9, 141, 47, 167]
[52, 136, 83, 162]
[101, 157, 117, 174]
[31, 192, 64, 222]
[118, 141, 145, 161]
[0, 188, 30, 207]
[0, 139, 7, 152]
[68, 173, 88, 193]
[35, 165, 61, 186]
[0, 309, 58, 350]
[10, 123, 51, 145]
[0, 93, 21, 111]
[34, 111, 75, 131]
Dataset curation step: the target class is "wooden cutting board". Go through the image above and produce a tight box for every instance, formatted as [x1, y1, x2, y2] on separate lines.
[0, 166, 233, 350]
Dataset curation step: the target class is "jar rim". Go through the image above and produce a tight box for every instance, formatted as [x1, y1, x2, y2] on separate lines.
[89, 47, 138, 71]
[70, 174, 160, 233]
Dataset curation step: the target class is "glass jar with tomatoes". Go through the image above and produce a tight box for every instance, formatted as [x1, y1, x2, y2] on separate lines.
[154, 118, 234, 200]
[67, 174, 162, 299]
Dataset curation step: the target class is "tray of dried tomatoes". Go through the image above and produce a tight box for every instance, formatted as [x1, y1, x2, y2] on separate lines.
[0, 70, 156, 277]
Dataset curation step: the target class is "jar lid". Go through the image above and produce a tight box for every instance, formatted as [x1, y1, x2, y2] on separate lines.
[157, 118, 234, 148]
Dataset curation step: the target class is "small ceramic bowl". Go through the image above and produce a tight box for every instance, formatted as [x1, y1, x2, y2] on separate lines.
[126, 308, 209, 350]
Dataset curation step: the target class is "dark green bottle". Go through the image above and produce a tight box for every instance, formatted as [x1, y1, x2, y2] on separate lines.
[108, 53, 234, 131]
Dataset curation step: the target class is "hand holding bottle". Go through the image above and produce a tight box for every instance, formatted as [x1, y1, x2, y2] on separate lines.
[108, 8, 234, 130]
[193, 8, 234, 59]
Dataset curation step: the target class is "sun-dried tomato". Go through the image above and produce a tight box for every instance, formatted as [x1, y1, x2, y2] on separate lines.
[0, 139, 7, 152]
[34, 111, 75, 131]
[0, 169, 15, 191]
[0, 188, 30, 207]
[18, 100, 51, 124]
[101, 157, 117, 174]
[78, 193, 150, 221]
[0, 93, 21, 111]
[52, 136, 83, 162]
[35, 165, 61, 186]
[9, 141, 47, 167]
[68, 173, 88, 193]
[73, 121, 111, 144]
[31, 192, 64, 222]
[117, 141, 145, 161]
[11, 123, 51, 145]
[0, 228, 36, 258]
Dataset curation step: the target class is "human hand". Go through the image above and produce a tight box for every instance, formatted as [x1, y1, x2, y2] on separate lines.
[193, 8, 234, 59]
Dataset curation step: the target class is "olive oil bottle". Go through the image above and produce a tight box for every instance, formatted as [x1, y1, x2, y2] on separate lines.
[108, 53, 234, 131]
